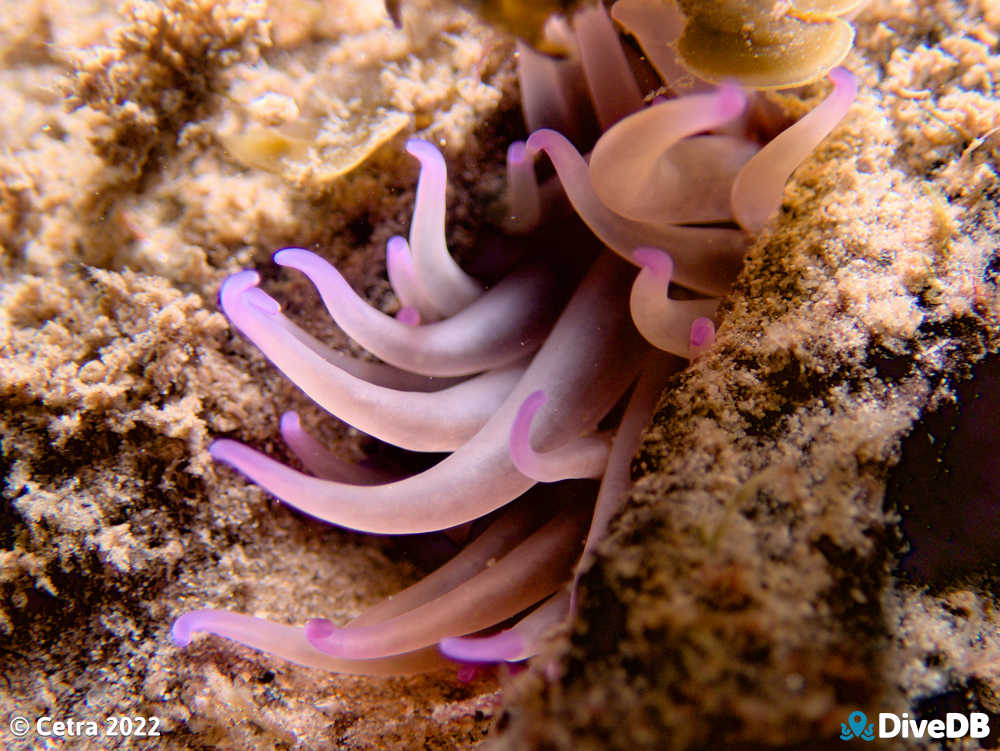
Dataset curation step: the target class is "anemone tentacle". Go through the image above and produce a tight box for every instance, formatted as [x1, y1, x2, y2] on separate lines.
[279, 411, 401, 484]
[406, 139, 483, 317]
[587, 84, 748, 223]
[504, 141, 542, 234]
[439, 590, 572, 663]
[525, 129, 748, 296]
[509, 391, 612, 482]
[304, 505, 589, 659]
[385, 234, 438, 321]
[516, 40, 590, 145]
[260, 299, 464, 392]
[629, 248, 720, 357]
[210, 253, 648, 534]
[345, 496, 558, 627]
[171, 611, 448, 675]
[219, 271, 526, 452]
[731, 67, 858, 233]
[571, 2, 643, 129]
[275, 248, 574, 377]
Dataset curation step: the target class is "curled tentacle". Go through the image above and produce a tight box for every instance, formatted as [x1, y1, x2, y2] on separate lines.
[275, 248, 572, 377]
[304, 505, 589, 659]
[219, 271, 526, 452]
[629, 248, 720, 357]
[731, 67, 858, 234]
[509, 391, 611, 482]
[526, 129, 748, 296]
[257, 296, 463, 392]
[588, 84, 749, 224]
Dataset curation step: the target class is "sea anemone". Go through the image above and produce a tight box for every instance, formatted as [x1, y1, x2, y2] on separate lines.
[173, 3, 856, 674]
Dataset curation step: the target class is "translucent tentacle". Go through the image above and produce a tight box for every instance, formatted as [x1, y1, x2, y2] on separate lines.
[303, 506, 589, 659]
[406, 139, 483, 315]
[731, 67, 858, 234]
[526, 129, 747, 296]
[209, 253, 648, 534]
[509, 391, 611, 482]
[629, 248, 720, 357]
[279, 411, 400, 484]
[386, 235, 440, 321]
[439, 590, 571, 663]
[171, 610, 448, 675]
[572, 2, 643, 129]
[588, 84, 748, 223]
[275, 248, 569, 377]
[517, 40, 591, 145]
[347, 497, 555, 628]
[259, 299, 463, 392]
[219, 271, 525, 452]
[504, 141, 541, 234]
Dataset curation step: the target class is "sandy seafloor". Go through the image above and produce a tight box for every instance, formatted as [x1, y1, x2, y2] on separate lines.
[1, 0, 999, 749]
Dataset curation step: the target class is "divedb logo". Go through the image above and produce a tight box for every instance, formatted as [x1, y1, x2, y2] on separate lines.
[840, 709, 991, 741]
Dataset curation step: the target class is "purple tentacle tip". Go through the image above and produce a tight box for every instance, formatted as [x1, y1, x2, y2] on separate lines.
[171, 615, 194, 647]
[305, 617, 336, 641]
[440, 632, 524, 663]
[714, 81, 748, 119]
[632, 247, 674, 278]
[829, 66, 859, 99]
[396, 306, 420, 326]
[507, 140, 529, 166]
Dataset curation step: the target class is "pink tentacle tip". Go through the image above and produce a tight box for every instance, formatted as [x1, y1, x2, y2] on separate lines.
[524, 128, 556, 156]
[829, 66, 859, 100]
[171, 615, 195, 647]
[207, 438, 240, 466]
[273, 246, 318, 270]
[279, 410, 301, 433]
[218, 269, 261, 305]
[405, 138, 443, 166]
[689, 317, 716, 357]
[386, 234, 408, 259]
[171, 610, 217, 647]
[304, 617, 336, 642]
[714, 82, 748, 119]
[396, 307, 421, 326]
[632, 247, 674, 278]
[243, 286, 281, 315]
[507, 140, 529, 166]
[439, 632, 523, 663]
